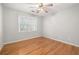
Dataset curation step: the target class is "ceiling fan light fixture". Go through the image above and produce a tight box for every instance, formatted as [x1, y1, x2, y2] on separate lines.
[31, 3, 53, 13]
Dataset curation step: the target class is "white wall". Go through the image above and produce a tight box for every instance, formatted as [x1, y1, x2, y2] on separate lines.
[0, 4, 3, 47]
[3, 6, 42, 44]
[43, 5, 79, 46]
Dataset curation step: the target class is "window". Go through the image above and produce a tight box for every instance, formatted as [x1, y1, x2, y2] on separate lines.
[18, 16, 37, 32]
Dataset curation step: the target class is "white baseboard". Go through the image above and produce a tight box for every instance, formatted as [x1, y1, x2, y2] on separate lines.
[3, 36, 41, 45]
[2, 35, 79, 47]
[43, 35, 79, 47]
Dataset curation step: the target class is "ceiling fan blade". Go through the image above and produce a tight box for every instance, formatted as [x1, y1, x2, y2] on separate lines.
[45, 9, 48, 13]
[36, 9, 41, 13]
[46, 4, 53, 6]
[39, 3, 43, 7]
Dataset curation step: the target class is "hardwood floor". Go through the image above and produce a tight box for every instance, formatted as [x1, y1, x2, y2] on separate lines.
[0, 37, 79, 55]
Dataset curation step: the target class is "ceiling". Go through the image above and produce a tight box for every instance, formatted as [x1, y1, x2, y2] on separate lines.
[2, 3, 79, 16]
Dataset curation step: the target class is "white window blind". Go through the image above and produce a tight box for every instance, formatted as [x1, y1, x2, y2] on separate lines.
[18, 16, 37, 32]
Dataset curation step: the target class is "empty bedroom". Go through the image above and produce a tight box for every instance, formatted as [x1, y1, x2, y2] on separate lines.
[0, 3, 79, 55]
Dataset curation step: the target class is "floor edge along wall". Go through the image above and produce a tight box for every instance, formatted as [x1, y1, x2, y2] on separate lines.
[43, 36, 79, 47]
[2, 36, 79, 48]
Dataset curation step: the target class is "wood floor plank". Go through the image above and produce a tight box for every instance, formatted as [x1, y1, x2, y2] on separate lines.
[0, 37, 79, 55]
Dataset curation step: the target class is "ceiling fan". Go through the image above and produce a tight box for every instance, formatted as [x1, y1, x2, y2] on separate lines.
[31, 3, 53, 13]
